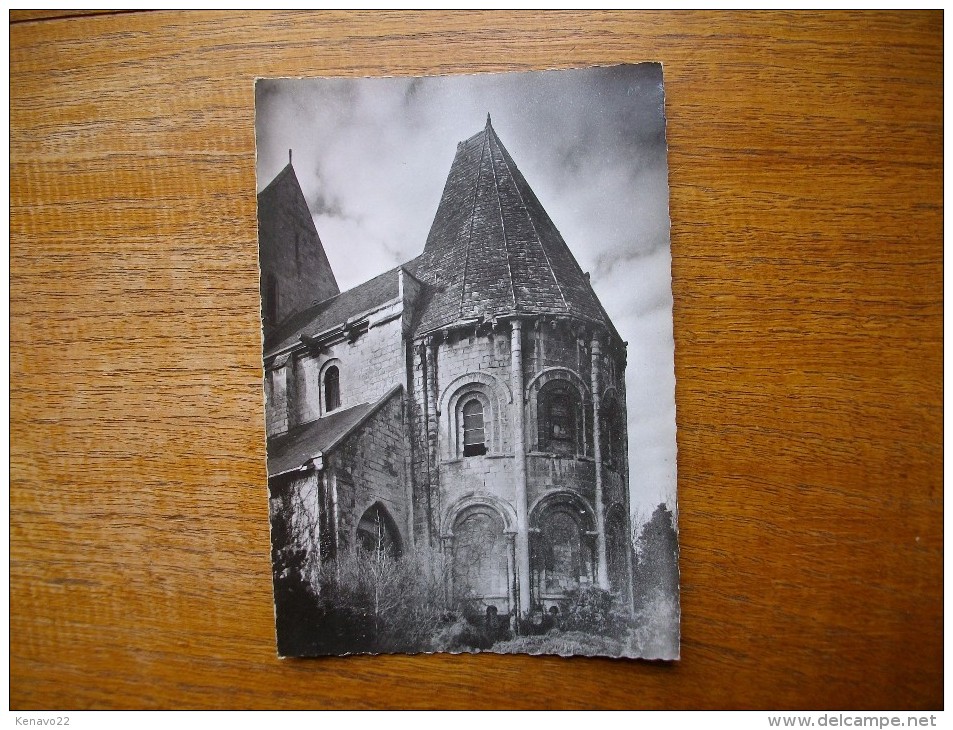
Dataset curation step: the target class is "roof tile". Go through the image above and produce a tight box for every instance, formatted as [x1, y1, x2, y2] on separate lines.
[264, 266, 400, 354]
[411, 119, 612, 336]
[266, 386, 402, 476]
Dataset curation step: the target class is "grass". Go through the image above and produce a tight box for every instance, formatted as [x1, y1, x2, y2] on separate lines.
[491, 629, 629, 658]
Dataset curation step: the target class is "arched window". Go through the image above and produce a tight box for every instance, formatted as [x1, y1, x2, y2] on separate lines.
[440, 374, 509, 460]
[462, 398, 486, 457]
[550, 391, 573, 441]
[324, 365, 340, 412]
[356, 503, 401, 560]
[452, 506, 507, 604]
[531, 504, 594, 598]
[538, 381, 582, 456]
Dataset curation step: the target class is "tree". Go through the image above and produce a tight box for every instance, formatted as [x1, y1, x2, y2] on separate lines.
[268, 474, 325, 656]
[633, 504, 679, 602]
[631, 503, 680, 658]
[317, 543, 454, 654]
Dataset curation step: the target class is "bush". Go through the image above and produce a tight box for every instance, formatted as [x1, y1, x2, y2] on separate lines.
[629, 503, 680, 660]
[272, 545, 376, 656]
[629, 588, 680, 659]
[493, 630, 626, 658]
[430, 617, 495, 652]
[314, 544, 453, 654]
[561, 586, 628, 637]
[273, 554, 327, 656]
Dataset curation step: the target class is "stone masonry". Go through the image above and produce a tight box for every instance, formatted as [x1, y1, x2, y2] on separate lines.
[261, 117, 635, 621]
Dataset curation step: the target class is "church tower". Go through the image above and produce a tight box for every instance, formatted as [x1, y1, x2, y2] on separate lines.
[260, 118, 635, 644]
[406, 116, 634, 618]
[257, 155, 340, 338]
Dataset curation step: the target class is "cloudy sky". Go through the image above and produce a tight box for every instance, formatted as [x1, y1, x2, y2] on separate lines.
[256, 64, 676, 518]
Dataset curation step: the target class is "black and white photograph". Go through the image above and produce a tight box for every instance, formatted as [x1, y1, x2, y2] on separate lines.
[255, 64, 679, 659]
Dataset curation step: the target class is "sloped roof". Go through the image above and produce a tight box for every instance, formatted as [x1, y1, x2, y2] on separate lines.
[409, 116, 614, 337]
[264, 265, 402, 354]
[258, 163, 340, 314]
[266, 386, 402, 477]
[258, 162, 298, 201]
[259, 119, 621, 355]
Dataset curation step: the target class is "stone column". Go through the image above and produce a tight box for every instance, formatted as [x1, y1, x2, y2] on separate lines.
[329, 468, 341, 582]
[423, 336, 440, 546]
[441, 534, 455, 607]
[511, 319, 532, 615]
[504, 532, 517, 621]
[590, 336, 610, 589]
[619, 373, 636, 616]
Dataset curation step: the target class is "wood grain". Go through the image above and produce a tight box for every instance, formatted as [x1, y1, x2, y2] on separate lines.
[9, 10, 143, 23]
[10, 10, 942, 710]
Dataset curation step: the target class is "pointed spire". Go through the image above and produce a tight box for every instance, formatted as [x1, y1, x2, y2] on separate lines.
[288, 148, 293, 165]
[415, 117, 614, 337]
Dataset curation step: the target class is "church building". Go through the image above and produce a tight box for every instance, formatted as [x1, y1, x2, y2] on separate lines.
[261, 116, 635, 620]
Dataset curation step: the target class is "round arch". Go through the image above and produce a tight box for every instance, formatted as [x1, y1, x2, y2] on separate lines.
[448, 501, 512, 608]
[601, 384, 621, 404]
[441, 493, 517, 538]
[529, 490, 597, 532]
[526, 368, 591, 456]
[439, 372, 511, 459]
[529, 491, 597, 601]
[318, 357, 343, 415]
[525, 366, 591, 400]
[439, 371, 513, 413]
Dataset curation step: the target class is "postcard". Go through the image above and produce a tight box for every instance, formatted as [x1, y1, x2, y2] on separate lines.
[256, 64, 678, 659]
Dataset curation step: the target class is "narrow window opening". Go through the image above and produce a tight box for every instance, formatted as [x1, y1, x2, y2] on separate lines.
[538, 382, 581, 455]
[324, 365, 340, 412]
[462, 398, 487, 457]
[357, 504, 401, 560]
[603, 400, 623, 470]
[549, 392, 573, 441]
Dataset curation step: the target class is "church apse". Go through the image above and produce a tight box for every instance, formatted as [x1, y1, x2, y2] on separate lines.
[257, 93, 669, 658]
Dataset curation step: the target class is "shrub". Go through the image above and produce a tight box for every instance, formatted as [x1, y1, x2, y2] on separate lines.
[493, 630, 625, 658]
[273, 551, 326, 656]
[430, 617, 496, 652]
[561, 586, 628, 637]
[629, 503, 680, 659]
[315, 544, 453, 654]
[629, 588, 680, 659]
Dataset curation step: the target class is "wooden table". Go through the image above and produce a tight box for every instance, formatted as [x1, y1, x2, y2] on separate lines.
[10, 10, 942, 710]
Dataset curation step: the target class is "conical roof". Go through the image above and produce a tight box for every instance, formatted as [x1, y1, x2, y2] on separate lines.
[410, 116, 615, 338]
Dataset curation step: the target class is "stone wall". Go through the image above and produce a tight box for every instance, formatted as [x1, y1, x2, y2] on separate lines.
[329, 388, 409, 554]
[265, 365, 289, 437]
[408, 317, 628, 542]
[268, 470, 322, 587]
[267, 388, 409, 590]
[526, 455, 597, 516]
[266, 301, 405, 434]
